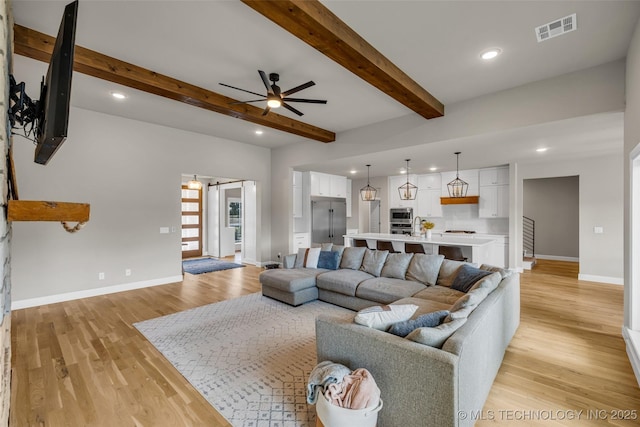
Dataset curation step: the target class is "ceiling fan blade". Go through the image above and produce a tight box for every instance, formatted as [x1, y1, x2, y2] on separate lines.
[282, 81, 315, 96]
[219, 83, 265, 98]
[258, 70, 274, 95]
[262, 106, 271, 116]
[228, 99, 267, 105]
[283, 97, 327, 104]
[282, 102, 304, 116]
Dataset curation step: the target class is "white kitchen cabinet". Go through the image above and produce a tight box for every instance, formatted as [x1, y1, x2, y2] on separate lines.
[309, 171, 347, 198]
[293, 171, 303, 218]
[479, 166, 509, 186]
[440, 169, 479, 196]
[389, 174, 418, 209]
[310, 172, 331, 197]
[331, 175, 347, 198]
[479, 185, 509, 218]
[417, 173, 441, 190]
[416, 188, 443, 218]
[346, 179, 352, 217]
[293, 232, 310, 250]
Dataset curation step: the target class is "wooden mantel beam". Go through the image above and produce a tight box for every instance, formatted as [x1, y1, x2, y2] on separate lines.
[241, 0, 444, 120]
[13, 24, 335, 143]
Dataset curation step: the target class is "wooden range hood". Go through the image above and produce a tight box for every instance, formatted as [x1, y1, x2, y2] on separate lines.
[440, 196, 479, 205]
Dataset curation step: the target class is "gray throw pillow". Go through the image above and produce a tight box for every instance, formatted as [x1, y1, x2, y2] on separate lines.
[380, 253, 414, 279]
[450, 264, 493, 292]
[447, 287, 489, 320]
[406, 318, 467, 348]
[340, 246, 367, 270]
[480, 264, 512, 279]
[436, 259, 468, 287]
[332, 245, 345, 263]
[387, 310, 450, 337]
[360, 249, 389, 277]
[469, 271, 502, 293]
[406, 254, 445, 286]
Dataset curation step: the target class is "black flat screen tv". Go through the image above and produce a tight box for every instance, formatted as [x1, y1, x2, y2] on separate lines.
[33, 0, 78, 165]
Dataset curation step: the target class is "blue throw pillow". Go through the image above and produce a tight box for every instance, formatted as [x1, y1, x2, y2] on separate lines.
[450, 264, 493, 293]
[387, 310, 450, 337]
[317, 250, 341, 270]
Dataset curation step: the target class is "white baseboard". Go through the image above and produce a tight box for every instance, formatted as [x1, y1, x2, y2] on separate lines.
[577, 274, 624, 285]
[11, 275, 184, 310]
[535, 254, 579, 262]
[623, 327, 640, 387]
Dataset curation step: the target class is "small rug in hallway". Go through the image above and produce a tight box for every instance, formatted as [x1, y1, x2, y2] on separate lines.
[182, 257, 245, 274]
[134, 293, 354, 427]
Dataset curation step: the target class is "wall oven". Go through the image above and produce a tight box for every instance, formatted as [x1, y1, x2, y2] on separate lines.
[390, 208, 413, 234]
[390, 224, 413, 235]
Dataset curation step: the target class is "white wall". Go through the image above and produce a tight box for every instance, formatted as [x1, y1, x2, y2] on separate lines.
[516, 155, 623, 282]
[11, 107, 271, 303]
[625, 18, 640, 329]
[271, 61, 626, 261]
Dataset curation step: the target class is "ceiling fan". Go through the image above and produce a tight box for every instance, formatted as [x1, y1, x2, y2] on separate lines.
[219, 70, 327, 117]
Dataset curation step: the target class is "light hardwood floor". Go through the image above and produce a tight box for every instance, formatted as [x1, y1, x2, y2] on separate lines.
[10, 260, 640, 426]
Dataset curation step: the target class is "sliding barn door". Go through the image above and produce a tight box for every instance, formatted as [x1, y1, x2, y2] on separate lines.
[181, 184, 202, 259]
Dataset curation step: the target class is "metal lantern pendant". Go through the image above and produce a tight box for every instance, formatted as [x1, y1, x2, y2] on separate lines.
[360, 164, 377, 201]
[447, 152, 468, 197]
[398, 159, 418, 200]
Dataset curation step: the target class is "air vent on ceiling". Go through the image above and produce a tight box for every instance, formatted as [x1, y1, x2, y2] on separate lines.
[535, 13, 577, 42]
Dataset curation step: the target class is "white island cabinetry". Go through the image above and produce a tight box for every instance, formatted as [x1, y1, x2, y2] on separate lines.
[343, 233, 497, 265]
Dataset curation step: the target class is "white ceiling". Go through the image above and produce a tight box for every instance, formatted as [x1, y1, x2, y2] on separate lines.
[10, 0, 640, 177]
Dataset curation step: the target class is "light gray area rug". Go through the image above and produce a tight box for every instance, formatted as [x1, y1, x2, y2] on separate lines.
[134, 293, 353, 427]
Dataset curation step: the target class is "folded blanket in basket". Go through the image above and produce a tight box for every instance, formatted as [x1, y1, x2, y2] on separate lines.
[307, 360, 352, 404]
[325, 368, 381, 410]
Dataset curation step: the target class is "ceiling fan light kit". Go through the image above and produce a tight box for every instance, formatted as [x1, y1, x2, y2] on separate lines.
[220, 70, 327, 117]
[398, 159, 418, 200]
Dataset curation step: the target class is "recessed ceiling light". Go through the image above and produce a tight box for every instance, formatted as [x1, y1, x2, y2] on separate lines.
[255, 130, 263, 135]
[536, 147, 548, 152]
[110, 91, 126, 100]
[400, 170, 407, 174]
[480, 48, 502, 60]
[350, 170, 357, 174]
[429, 167, 437, 172]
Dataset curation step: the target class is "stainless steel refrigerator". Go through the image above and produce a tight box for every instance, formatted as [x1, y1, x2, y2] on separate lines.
[311, 198, 347, 245]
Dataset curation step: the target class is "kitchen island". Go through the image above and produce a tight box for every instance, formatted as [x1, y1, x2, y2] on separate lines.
[343, 232, 500, 266]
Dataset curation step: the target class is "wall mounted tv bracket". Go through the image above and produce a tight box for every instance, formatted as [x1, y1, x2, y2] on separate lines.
[8, 74, 41, 142]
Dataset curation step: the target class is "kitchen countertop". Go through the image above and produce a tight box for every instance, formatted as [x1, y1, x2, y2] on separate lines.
[344, 233, 495, 247]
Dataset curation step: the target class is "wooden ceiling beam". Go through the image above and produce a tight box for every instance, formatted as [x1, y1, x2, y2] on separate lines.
[241, 0, 444, 119]
[13, 24, 335, 143]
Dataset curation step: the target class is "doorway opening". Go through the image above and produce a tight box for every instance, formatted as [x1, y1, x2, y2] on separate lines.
[522, 176, 579, 273]
[369, 199, 381, 233]
[181, 176, 258, 266]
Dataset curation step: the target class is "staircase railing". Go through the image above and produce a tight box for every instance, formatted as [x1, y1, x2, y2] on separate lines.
[523, 216, 535, 257]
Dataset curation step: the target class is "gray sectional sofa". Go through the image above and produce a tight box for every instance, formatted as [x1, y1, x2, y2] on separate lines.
[258, 245, 520, 427]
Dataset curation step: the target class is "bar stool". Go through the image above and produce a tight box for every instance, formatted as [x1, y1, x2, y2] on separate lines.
[376, 240, 398, 253]
[353, 239, 369, 248]
[438, 245, 467, 262]
[404, 243, 425, 254]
